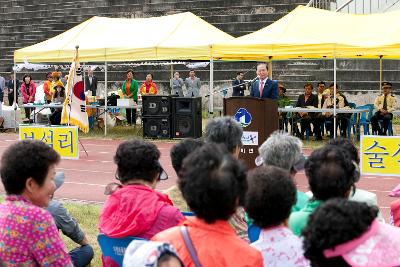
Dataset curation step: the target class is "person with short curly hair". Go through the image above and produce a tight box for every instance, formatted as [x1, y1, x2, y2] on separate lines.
[257, 131, 310, 212]
[152, 143, 263, 267]
[302, 198, 400, 267]
[204, 116, 249, 240]
[324, 139, 384, 221]
[289, 145, 357, 236]
[204, 116, 243, 156]
[165, 138, 204, 211]
[99, 139, 183, 240]
[245, 166, 310, 267]
[0, 140, 73, 266]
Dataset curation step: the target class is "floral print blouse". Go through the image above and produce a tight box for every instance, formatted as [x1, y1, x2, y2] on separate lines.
[0, 195, 73, 266]
[251, 226, 310, 267]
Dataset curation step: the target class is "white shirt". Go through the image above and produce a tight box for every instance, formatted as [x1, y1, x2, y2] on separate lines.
[318, 93, 323, 108]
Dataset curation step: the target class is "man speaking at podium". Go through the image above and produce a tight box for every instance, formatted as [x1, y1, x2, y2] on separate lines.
[250, 62, 278, 100]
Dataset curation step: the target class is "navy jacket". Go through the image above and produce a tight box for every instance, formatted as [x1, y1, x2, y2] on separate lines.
[250, 78, 278, 99]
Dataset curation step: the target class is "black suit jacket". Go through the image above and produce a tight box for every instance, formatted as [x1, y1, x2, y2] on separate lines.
[85, 76, 98, 96]
[296, 94, 318, 108]
[232, 79, 246, 96]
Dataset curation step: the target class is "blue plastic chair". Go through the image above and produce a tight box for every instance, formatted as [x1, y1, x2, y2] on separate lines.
[98, 234, 146, 267]
[346, 103, 357, 137]
[181, 211, 195, 216]
[358, 104, 374, 135]
[248, 224, 261, 243]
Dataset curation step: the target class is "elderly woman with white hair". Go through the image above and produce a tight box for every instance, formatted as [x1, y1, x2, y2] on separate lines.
[256, 131, 309, 212]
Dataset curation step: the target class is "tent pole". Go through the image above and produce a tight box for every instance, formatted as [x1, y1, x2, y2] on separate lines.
[13, 63, 17, 132]
[104, 62, 107, 136]
[333, 57, 337, 139]
[170, 61, 174, 95]
[379, 55, 383, 94]
[209, 58, 214, 115]
[268, 56, 273, 79]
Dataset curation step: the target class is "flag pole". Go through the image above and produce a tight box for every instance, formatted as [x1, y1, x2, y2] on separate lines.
[68, 46, 79, 126]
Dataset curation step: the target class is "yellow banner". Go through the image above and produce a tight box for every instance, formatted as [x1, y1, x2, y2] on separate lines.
[19, 126, 79, 159]
[360, 136, 400, 177]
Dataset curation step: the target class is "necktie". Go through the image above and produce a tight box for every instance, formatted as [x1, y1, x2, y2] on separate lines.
[383, 95, 387, 110]
[259, 80, 264, 97]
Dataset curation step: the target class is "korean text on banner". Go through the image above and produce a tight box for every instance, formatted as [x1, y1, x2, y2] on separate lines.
[19, 126, 79, 159]
[360, 136, 400, 177]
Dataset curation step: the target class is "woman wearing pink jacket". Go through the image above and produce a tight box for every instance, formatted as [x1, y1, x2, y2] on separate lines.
[20, 74, 36, 121]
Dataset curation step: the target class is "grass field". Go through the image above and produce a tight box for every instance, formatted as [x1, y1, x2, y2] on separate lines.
[61, 202, 102, 267]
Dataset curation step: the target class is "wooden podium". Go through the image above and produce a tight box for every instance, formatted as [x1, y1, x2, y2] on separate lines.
[223, 97, 279, 169]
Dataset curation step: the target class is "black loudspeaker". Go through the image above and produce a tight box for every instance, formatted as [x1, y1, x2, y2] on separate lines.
[172, 97, 202, 138]
[143, 117, 171, 139]
[142, 95, 171, 116]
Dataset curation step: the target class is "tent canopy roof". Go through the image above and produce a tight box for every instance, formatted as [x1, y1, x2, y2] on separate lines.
[212, 5, 400, 60]
[14, 12, 233, 63]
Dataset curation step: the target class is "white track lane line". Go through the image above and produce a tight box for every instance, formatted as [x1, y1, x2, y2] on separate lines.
[64, 181, 106, 187]
[56, 168, 113, 174]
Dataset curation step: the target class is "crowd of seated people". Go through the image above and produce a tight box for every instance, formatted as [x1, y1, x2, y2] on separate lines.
[285, 80, 398, 140]
[2, 119, 400, 266]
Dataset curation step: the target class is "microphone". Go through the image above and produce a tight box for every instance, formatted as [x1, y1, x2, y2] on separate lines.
[248, 76, 259, 84]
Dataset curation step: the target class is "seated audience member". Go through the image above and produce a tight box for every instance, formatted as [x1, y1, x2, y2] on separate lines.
[295, 83, 320, 140]
[50, 80, 66, 125]
[302, 199, 400, 267]
[390, 198, 400, 227]
[314, 81, 326, 138]
[123, 240, 184, 267]
[0, 140, 72, 266]
[204, 116, 248, 241]
[257, 131, 309, 212]
[245, 166, 310, 267]
[166, 138, 204, 211]
[326, 138, 384, 221]
[321, 88, 334, 137]
[289, 145, 357, 236]
[99, 139, 183, 240]
[371, 81, 397, 135]
[327, 83, 351, 137]
[140, 73, 158, 95]
[152, 144, 263, 267]
[47, 172, 94, 267]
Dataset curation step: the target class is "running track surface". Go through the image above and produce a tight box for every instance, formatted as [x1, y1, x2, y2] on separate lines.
[0, 133, 398, 222]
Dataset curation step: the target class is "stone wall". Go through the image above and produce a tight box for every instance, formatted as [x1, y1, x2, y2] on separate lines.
[1, 0, 399, 107]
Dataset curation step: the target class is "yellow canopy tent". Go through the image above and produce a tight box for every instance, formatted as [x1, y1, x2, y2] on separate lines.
[212, 5, 400, 60]
[14, 12, 233, 63]
[13, 12, 234, 134]
[212, 5, 400, 138]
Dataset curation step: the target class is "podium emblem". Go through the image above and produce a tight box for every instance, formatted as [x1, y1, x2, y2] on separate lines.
[234, 108, 252, 128]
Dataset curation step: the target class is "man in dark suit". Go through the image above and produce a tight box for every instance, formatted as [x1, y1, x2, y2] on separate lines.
[84, 68, 98, 96]
[295, 83, 320, 140]
[250, 62, 278, 99]
[314, 81, 326, 139]
[232, 71, 246, 96]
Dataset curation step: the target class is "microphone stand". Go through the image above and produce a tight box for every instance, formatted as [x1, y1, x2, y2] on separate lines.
[205, 77, 258, 98]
